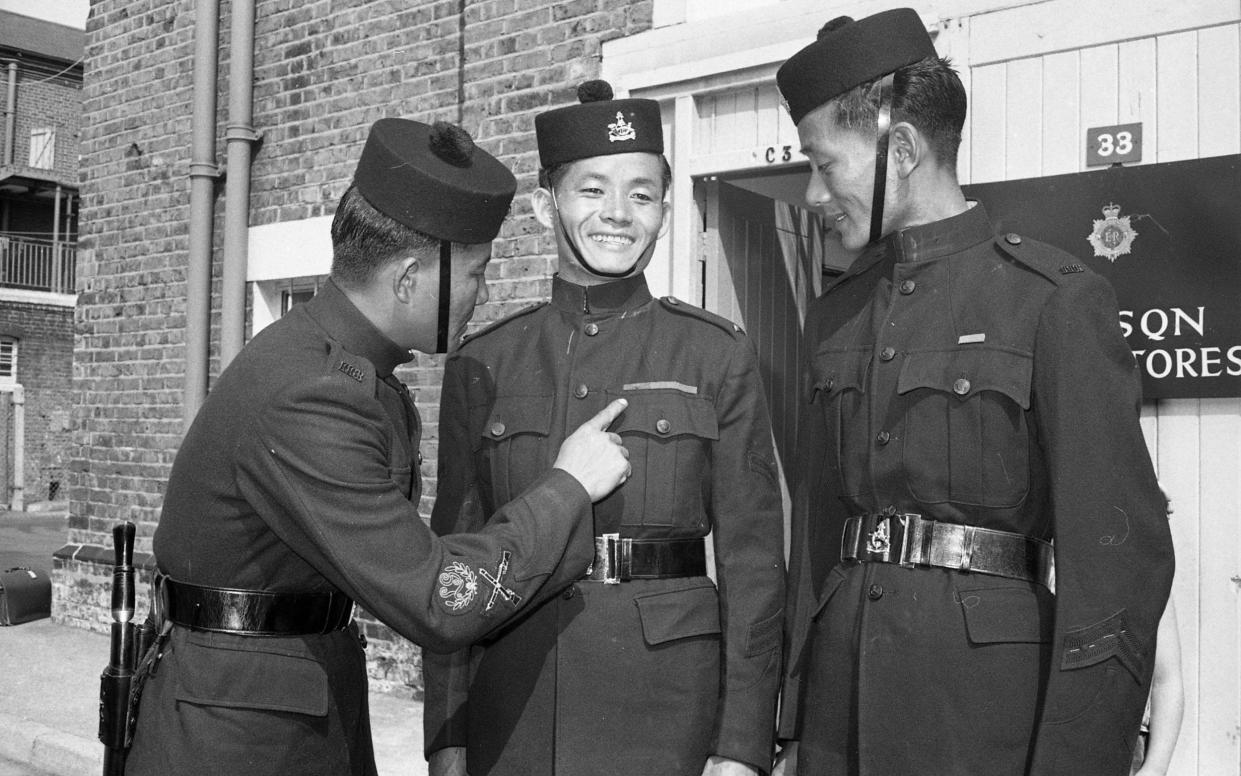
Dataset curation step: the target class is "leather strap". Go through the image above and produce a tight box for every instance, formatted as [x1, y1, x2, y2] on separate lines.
[585, 535, 707, 584]
[160, 576, 354, 636]
[868, 72, 896, 245]
[842, 513, 1055, 590]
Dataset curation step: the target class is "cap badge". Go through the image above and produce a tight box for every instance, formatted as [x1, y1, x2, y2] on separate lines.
[608, 111, 637, 143]
[1087, 202, 1138, 263]
[437, 561, 479, 613]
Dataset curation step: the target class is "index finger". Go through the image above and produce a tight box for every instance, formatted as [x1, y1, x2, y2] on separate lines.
[583, 398, 628, 431]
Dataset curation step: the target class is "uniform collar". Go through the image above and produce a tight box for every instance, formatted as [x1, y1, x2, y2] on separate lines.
[551, 272, 652, 316]
[831, 200, 994, 286]
[305, 279, 413, 376]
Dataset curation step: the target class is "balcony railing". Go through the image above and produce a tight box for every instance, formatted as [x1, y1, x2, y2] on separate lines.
[0, 235, 76, 294]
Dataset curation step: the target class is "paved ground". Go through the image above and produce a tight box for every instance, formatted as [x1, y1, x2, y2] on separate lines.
[0, 509, 429, 776]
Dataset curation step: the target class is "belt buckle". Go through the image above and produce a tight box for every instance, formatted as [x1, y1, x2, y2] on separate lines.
[860, 512, 924, 566]
[594, 533, 629, 584]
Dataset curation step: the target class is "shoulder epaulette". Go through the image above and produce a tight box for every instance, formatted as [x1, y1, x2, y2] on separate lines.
[658, 296, 746, 337]
[325, 339, 377, 393]
[993, 231, 1089, 286]
[460, 301, 549, 346]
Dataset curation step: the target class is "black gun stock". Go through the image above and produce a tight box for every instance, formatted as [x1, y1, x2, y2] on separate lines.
[99, 521, 136, 776]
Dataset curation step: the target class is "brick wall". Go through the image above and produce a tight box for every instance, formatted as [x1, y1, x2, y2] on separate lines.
[64, 0, 654, 691]
[0, 301, 74, 503]
[10, 75, 82, 186]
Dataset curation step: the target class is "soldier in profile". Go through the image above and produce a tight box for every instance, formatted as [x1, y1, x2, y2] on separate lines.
[125, 117, 631, 776]
[772, 9, 1174, 776]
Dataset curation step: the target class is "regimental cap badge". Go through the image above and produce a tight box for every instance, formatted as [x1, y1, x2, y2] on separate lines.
[608, 111, 637, 143]
[1087, 202, 1138, 263]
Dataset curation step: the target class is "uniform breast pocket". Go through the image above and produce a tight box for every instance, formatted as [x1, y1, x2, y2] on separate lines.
[898, 347, 1033, 507]
[476, 394, 554, 507]
[607, 389, 718, 526]
[810, 347, 871, 499]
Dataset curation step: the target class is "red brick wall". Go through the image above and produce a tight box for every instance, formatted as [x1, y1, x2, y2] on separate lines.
[64, 0, 654, 686]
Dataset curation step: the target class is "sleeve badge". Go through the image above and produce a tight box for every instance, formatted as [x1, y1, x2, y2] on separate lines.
[437, 561, 479, 614]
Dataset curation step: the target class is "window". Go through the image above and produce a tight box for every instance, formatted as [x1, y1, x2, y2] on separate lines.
[29, 128, 56, 169]
[0, 338, 18, 384]
[281, 288, 316, 315]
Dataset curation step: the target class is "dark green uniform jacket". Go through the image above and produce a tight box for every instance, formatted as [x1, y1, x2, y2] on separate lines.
[126, 280, 595, 776]
[780, 203, 1175, 775]
[423, 274, 785, 775]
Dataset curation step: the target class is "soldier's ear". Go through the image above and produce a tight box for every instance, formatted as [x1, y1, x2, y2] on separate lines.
[531, 187, 556, 230]
[392, 254, 421, 303]
[890, 122, 921, 178]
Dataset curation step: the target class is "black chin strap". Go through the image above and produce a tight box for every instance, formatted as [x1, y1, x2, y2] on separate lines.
[549, 189, 648, 279]
[436, 239, 451, 353]
[869, 72, 896, 245]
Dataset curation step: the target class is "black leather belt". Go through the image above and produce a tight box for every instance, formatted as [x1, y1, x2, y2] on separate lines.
[160, 575, 354, 636]
[842, 513, 1055, 590]
[585, 535, 707, 584]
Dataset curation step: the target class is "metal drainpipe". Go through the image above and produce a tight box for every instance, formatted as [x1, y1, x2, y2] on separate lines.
[183, 0, 221, 431]
[9, 384, 23, 511]
[4, 62, 16, 165]
[220, 0, 258, 368]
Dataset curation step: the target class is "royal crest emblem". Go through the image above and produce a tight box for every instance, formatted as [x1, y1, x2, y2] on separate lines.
[437, 561, 479, 613]
[1087, 202, 1138, 262]
[608, 111, 636, 143]
[866, 517, 891, 555]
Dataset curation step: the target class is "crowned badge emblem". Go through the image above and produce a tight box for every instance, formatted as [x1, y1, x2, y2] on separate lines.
[437, 561, 479, 613]
[608, 111, 636, 143]
[1087, 202, 1138, 263]
[866, 517, 891, 555]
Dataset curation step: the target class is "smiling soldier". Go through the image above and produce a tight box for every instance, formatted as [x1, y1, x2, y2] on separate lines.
[772, 9, 1175, 776]
[422, 81, 786, 776]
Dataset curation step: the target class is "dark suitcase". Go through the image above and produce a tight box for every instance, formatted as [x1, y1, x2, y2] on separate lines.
[0, 566, 52, 625]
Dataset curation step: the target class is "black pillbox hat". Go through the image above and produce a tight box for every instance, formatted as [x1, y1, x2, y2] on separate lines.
[535, 80, 663, 169]
[776, 8, 937, 126]
[353, 118, 517, 245]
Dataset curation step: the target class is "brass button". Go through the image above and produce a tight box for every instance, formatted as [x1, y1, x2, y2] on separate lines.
[880, 347, 896, 362]
[868, 584, 884, 601]
[585, 323, 599, 336]
[655, 418, 671, 435]
[417, 452, 424, 466]
[562, 586, 577, 600]
[899, 279, 916, 295]
[490, 422, 506, 437]
[876, 431, 890, 445]
[953, 378, 971, 395]
[666, 296, 680, 305]
[574, 384, 589, 399]
[1005, 233, 1022, 245]
[825, 378, 835, 391]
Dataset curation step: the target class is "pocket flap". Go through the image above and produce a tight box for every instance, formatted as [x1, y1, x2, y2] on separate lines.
[634, 583, 721, 646]
[479, 394, 554, 442]
[897, 347, 1033, 409]
[958, 584, 1052, 645]
[810, 347, 870, 402]
[176, 632, 330, 716]
[610, 391, 719, 440]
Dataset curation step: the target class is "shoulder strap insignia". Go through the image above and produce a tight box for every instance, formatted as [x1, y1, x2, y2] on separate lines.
[993, 233, 1077, 286]
[657, 296, 745, 338]
[337, 360, 365, 383]
[1059, 264, 1086, 275]
[461, 301, 549, 345]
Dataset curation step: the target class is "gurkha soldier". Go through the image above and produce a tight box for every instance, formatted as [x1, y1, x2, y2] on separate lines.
[125, 118, 631, 776]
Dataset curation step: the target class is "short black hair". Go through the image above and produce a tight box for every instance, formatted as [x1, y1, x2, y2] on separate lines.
[329, 185, 438, 285]
[537, 154, 673, 197]
[829, 55, 966, 171]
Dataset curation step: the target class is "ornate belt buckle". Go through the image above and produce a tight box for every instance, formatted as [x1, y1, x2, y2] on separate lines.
[865, 516, 893, 558]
